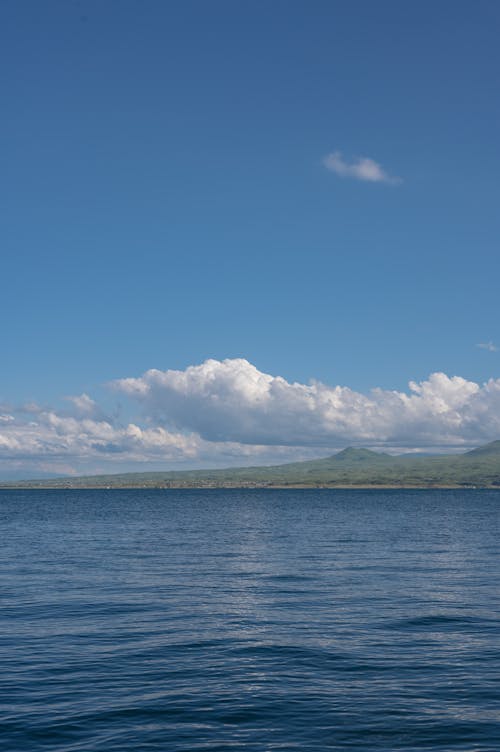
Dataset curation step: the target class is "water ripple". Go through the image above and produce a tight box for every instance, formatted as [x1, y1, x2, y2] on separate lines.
[1, 488, 500, 751]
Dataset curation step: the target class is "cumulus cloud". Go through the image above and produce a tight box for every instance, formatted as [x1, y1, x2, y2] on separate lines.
[66, 393, 100, 415]
[0, 397, 321, 477]
[114, 358, 500, 450]
[477, 341, 498, 352]
[3, 357, 500, 476]
[323, 151, 401, 184]
[0, 409, 199, 462]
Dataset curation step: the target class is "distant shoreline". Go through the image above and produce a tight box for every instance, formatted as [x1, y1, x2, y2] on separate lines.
[2, 441, 500, 490]
[0, 482, 495, 490]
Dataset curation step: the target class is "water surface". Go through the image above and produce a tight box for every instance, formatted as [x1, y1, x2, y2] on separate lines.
[1, 488, 500, 750]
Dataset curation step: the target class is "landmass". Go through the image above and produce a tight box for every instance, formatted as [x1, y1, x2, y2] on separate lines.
[3, 441, 500, 489]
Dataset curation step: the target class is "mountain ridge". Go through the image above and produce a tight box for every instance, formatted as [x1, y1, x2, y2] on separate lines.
[464, 440, 500, 457]
[3, 441, 500, 489]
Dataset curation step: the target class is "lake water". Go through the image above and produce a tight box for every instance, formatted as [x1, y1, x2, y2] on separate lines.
[1, 488, 500, 751]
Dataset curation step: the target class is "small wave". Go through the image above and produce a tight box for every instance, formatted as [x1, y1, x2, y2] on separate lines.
[387, 613, 488, 631]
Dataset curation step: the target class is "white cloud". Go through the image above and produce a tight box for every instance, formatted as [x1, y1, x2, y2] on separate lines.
[0, 409, 199, 462]
[114, 358, 500, 449]
[323, 151, 401, 184]
[3, 358, 500, 476]
[66, 393, 100, 415]
[477, 341, 498, 352]
[0, 397, 322, 477]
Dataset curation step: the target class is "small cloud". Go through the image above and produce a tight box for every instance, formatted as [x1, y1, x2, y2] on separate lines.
[477, 341, 498, 352]
[66, 393, 98, 414]
[323, 151, 401, 184]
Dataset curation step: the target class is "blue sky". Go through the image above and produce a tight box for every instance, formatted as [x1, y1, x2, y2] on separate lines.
[1, 1, 499, 475]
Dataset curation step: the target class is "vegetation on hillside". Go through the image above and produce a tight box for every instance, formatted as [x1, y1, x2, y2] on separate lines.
[3, 442, 500, 489]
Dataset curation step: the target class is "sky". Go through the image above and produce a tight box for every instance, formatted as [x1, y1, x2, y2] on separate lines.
[1, 1, 500, 477]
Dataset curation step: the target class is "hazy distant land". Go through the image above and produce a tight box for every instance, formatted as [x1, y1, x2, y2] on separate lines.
[3, 441, 500, 489]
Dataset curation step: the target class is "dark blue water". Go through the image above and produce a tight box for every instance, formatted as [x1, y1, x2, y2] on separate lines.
[1, 489, 500, 751]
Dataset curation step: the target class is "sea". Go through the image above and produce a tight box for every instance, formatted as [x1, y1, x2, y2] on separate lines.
[1, 488, 500, 751]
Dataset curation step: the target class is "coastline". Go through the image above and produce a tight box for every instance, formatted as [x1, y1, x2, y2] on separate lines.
[3, 441, 500, 490]
[0, 482, 493, 490]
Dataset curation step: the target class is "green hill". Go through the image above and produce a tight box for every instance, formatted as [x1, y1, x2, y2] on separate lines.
[464, 440, 500, 457]
[3, 440, 500, 489]
[327, 447, 391, 463]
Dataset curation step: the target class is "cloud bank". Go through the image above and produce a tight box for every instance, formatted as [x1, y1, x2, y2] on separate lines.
[2, 358, 500, 476]
[0, 406, 199, 464]
[323, 151, 400, 184]
[114, 358, 500, 450]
